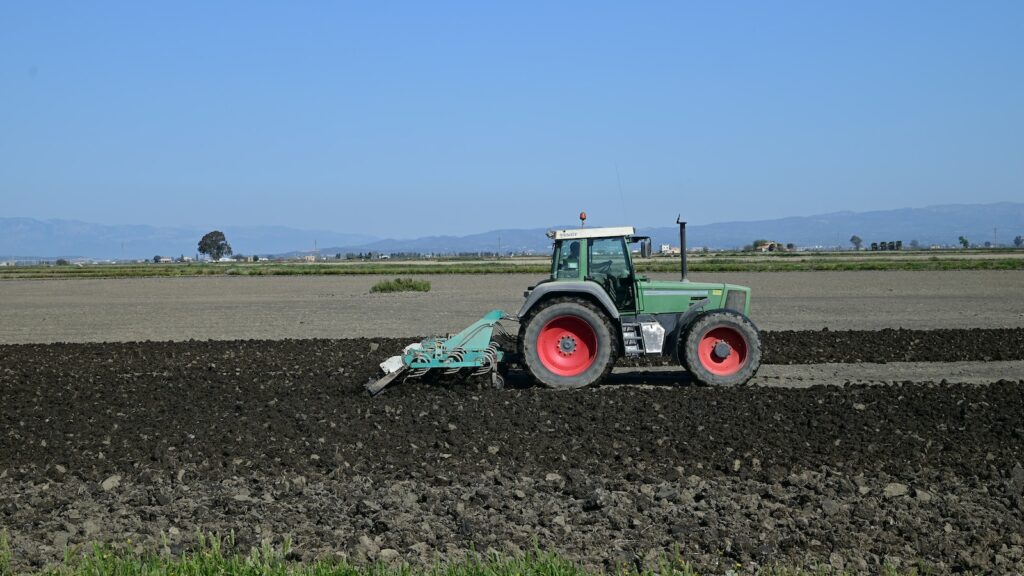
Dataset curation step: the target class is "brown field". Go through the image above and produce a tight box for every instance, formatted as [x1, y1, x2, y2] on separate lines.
[0, 270, 1022, 344]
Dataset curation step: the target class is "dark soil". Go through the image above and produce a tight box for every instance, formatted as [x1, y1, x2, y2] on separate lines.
[2, 335, 1023, 574]
[763, 327, 1024, 364]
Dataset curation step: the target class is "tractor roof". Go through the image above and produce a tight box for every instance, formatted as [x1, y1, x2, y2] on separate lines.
[547, 226, 635, 240]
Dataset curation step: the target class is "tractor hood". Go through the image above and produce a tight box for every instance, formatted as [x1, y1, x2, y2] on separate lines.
[637, 279, 751, 316]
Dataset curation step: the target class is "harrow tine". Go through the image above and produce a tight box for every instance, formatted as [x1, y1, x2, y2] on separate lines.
[443, 348, 465, 374]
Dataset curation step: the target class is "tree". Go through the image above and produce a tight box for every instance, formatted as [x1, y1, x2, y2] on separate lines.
[55, 258, 70, 266]
[198, 231, 232, 261]
[958, 236, 969, 249]
[850, 235, 863, 250]
[909, 239, 919, 249]
[1015, 235, 1023, 248]
[153, 255, 162, 263]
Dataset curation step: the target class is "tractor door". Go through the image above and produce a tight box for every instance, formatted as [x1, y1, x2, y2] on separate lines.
[552, 240, 583, 280]
[587, 237, 636, 312]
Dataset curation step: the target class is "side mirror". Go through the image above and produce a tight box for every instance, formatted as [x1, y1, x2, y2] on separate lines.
[640, 238, 652, 258]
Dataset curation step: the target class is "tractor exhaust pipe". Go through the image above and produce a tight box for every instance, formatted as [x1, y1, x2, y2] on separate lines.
[677, 215, 687, 281]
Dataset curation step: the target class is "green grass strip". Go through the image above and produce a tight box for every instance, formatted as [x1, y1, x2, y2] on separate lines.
[0, 530, 951, 576]
[370, 278, 432, 293]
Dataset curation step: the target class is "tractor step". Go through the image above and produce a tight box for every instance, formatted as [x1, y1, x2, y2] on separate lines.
[364, 310, 509, 396]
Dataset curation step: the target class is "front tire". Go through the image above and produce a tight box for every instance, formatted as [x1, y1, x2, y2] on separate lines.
[681, 310, 761, 386]
[521, 298, 617, 389]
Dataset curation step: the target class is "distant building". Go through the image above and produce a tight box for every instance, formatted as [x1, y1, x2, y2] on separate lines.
[302, 255, 316, 262]
[0, 261, 12, 267]
[156, 256, 173, 263]
[659, 244, 680, 255]
[870, 240, 902, 251]
[754, 240, 785, 252]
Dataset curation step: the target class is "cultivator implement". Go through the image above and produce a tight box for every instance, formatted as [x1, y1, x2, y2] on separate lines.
[365, 310, 511, 396]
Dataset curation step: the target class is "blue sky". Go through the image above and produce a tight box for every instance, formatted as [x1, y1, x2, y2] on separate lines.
[1, 1, 1022, 237]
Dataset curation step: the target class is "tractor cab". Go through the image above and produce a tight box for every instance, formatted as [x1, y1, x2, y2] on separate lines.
[548, 226, 647, 312]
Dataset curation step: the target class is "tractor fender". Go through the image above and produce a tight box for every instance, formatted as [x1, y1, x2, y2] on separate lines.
[517, 281, 620, 321]
[669, 298, 710, 363]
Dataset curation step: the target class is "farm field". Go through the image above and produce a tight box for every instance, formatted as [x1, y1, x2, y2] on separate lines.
[1, 270, 1023, 344]
[1, 272, 1023, 573]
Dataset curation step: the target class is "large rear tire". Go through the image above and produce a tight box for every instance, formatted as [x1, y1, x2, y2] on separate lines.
[521, 298, 617, 389]
[681, 310, 761, 387]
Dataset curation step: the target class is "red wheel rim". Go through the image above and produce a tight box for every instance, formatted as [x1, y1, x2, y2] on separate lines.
[697, 326, 748, 376]
[537, 315, 598, 376]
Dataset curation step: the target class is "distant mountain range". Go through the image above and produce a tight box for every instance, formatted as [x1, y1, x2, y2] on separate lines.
[304, 202, 1024, 256]
[2, 202, 1022, 260]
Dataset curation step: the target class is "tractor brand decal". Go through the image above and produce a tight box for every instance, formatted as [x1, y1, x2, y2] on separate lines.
[712, 289, 723, 296]
[644, 290, 710, 297]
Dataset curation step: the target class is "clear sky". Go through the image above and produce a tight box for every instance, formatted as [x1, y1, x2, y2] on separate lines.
[2, 1, 1022, 237]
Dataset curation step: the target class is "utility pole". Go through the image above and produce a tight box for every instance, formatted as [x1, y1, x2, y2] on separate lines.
[497, 234, 501, 260]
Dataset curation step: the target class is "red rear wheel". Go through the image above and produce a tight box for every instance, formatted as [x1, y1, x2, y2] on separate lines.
[521, 298, 616, 389]
[696, 326, 748, 375]
[537, 315, 598, 376]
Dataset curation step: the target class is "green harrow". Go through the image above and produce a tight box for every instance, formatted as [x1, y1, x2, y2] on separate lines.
[365, 309, 510, 396]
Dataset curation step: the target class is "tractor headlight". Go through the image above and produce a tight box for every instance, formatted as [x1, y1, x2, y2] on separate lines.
[725, 290, 746, 312]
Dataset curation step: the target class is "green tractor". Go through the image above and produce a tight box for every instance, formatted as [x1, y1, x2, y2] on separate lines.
[366, 218, 761, 395]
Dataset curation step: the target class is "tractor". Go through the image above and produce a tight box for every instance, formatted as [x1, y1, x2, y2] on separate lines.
[366, 216, 761, 395]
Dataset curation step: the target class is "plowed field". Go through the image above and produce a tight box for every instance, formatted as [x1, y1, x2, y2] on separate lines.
[3, 330, 1023, 573]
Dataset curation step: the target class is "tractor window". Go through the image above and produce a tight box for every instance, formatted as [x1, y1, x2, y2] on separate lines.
[554, 240, 582, 279]
[588, 237, 635, 310]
